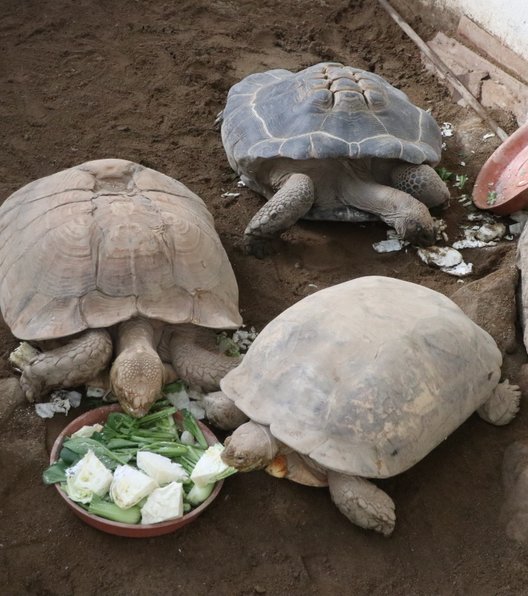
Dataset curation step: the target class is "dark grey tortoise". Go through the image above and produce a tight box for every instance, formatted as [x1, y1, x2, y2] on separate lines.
[220, 62, 450, 257]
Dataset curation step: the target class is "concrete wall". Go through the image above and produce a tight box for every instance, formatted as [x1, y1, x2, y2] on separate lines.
[413, 0, 528, 60]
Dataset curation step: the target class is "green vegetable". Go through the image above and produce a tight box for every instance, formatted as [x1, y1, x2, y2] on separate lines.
[44, 403, 236, 524]
[59, 446, 80, 466]
[182, 409, 208, 450]
[190, 443, 237, 487]
[453, 174, 468, 190]
[216, 332, 241, 357]
[62, 437, 131, 469]
[106, 438, 140, 450]
[185, 482, 215, 506]
[88, 494, 141, 524]
[436, 167, 453, 181]
[42, 461, 67, 485]
[163, 381, 186, 394]
[136, 406, 177, 427]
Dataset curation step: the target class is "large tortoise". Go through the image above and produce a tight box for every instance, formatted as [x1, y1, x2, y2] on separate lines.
[221, 62, 450, 257]
[0, 159, 242, 416]
[203, 276, 520, 535]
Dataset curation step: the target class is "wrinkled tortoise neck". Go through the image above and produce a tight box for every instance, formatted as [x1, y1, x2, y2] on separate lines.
[110, 317, 165, 417]
[115, 317, 162, 352]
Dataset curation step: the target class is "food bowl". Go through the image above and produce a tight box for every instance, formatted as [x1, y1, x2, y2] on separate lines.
[49, 404, 224, 538]
[472, 122, 528, 214]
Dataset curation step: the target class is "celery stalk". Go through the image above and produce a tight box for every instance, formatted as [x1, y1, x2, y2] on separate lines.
[88, 495, 141, 524]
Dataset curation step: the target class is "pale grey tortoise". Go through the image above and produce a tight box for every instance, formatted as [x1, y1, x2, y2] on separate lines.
[0, 159, 242, 417]
[220, 62, 450, 257]
[203, 276, 520, 535]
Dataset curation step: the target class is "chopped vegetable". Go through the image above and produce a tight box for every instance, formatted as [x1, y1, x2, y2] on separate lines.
[435, 167, 452, 181]
[453, 174, 468, 190]
[182, 409, 208, 449]
[64, 450, 113, 504]
[141, 482, 184, 524]
[71, 423, 104, 439]
[42, 461, 68, 485]
[216, 332, 241, 357]
[61, 437, 130, 469]
[43, 404, 236, 524]
[185, 481, 215, 506]
[110, 464, 158, 509]
[180, 430, 196, 445]
[136, 451, 188, 485]
[8, 341, 40, 370]
[88, 494, 141, 524]
[190, 443, 237, 487]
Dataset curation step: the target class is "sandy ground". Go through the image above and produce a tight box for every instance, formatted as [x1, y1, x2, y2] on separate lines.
[1, 1, 528, 594]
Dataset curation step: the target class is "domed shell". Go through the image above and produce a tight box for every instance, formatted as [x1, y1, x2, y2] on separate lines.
[220, 276, 501, 479]
[221, 62, 443, 175]
[0, 159, 242, 340]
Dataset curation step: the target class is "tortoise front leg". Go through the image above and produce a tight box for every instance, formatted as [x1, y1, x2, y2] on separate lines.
[202, 390, 248, 430]
[327, 471, 396, 536]
[244, 173, 315, 258]
[390, 164, 450, 209]
[166, 325, 241, 391]
[10, 329, 113, 402]
[349, 181, 436, 246]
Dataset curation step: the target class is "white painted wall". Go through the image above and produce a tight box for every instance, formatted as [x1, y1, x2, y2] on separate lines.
[416, 0, 528, 60]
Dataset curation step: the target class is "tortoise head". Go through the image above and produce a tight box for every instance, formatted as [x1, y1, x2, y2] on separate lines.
[110, 349, 165, 417]
[222, 421, 278, 472]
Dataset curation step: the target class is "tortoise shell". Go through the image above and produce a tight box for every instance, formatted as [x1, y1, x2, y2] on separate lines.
[221, 62, 443, 175]
[0, 159, 242, 340]
[220, 276, 502, 478]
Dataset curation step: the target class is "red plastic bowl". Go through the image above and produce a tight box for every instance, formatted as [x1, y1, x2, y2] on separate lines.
[472, 122, 528, 214]
[49, 404, 224, 538]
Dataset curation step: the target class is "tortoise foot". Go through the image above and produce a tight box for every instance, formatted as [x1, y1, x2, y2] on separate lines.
[328, 472, 396, 536]
[243, 234, 279, 258]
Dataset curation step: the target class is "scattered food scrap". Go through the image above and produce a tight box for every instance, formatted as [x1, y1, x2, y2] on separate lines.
[453, 222, 506, 248]
[441, 122, 454, 137]
[372, 238, 406, 253]
[372, 230, 409, 253]
[35, 390, 82, 419]
[417, 246, 473, 277]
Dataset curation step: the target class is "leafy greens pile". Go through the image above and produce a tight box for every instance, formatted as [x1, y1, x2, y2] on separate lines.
[43, 400, 236, 525]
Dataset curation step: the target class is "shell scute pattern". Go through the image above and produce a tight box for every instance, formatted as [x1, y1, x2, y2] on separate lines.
[222, 62, 441, 169]
[221, 277, 502, 478]
[0, 159, 241, 340]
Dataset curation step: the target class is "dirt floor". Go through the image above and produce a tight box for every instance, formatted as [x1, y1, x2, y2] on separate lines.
[1, 0, 528, 594]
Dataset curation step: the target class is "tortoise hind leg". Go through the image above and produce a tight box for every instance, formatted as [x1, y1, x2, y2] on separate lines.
[244, 173, 314, 258]
[478, 380, 521, 425]
[327, 471, 396, 536]
[390, 164, 450, 209]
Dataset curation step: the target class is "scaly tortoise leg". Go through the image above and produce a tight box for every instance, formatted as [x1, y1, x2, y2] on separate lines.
[167, 325, 241, 392]
[202, 390, 248, 430]
[10, 329, 113, 402]
[390, 164, 450, 209]
[244, 173, 315, 258]
[327, 471, 396, 536]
